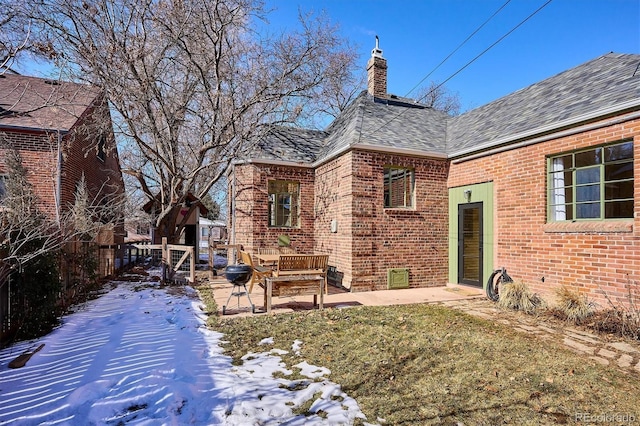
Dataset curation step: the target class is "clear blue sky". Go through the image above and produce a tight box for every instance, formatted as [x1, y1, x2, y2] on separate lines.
[17, 0, 639, 113]
[265, 0, 640, 111]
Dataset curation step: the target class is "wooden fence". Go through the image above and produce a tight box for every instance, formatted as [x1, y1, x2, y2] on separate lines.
[132, 237, 195, 283]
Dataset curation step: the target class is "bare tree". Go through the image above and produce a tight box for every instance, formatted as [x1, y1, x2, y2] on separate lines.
[0, 0, 58, 74]
[416, 81, 462, 116]
[293, 43, 366, 128]
[28, 0, 361, 243]
[0, 1, 31, 73]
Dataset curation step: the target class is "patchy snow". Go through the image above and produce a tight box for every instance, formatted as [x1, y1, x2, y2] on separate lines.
[258, 337, 275, 346]
[0, 273, 373, 425]
[292, 340, 303, 356]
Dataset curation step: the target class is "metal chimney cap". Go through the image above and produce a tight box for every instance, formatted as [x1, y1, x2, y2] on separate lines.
[371, 35, 383, 58]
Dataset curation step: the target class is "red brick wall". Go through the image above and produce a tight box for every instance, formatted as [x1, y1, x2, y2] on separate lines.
[448, 115, 640, 307]
[61, 104, 125, 245]
[229, 164, 258, 251]
[347, 150, 449, 291]
[230, 163, 316, 254]
[233, 150, 449, 291]
[0, 130, 59, 219]
[60, 105, 124, 210]
[314, 152, 354, 286]
[0, 102, 125, 245]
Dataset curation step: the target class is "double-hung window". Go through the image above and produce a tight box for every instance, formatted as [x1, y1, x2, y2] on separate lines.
[268, 180, 300, 227]
[384, 166, 414, 208]
[548, 140, 634, 221]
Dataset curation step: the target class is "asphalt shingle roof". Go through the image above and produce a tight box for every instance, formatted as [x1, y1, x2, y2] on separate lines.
[252, 91, 449, 164]
[236, 53, 640, 165]
[0, 74, 102, 132]
[321, 92, 449, 157]
[447, 53, 640, 154]
[253, 126, 328, 163]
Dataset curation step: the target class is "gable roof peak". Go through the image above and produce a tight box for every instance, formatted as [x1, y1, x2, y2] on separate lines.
[0, 74, 103, 132]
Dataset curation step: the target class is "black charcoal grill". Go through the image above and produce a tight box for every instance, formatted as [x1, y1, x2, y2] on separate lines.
[222, 264, 255, 314]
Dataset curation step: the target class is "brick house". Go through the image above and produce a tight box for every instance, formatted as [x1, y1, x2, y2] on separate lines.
[229, 45, 640, 307]
[0, 74, 125, 277]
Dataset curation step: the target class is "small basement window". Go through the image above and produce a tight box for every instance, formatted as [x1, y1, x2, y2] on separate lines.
[0, 175, 6, 203]
[97, 134, 106, 162]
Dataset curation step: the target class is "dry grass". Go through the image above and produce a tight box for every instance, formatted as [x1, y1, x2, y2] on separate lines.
[498, 281, 546, 314]
[194, 281, 218, 328]
[212, 304, 640, 425]
[552, 286, 595, 324]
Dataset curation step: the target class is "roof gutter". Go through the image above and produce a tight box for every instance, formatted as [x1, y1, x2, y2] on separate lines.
[451, 108, 640, 164]
[0, 123, 70, 133]
[229, 158, 315, 168]
[229, 143, 448, 170]
[348, 143, 447, 161]
[312, 143, 447, 168]
[450, 99, 640, 162]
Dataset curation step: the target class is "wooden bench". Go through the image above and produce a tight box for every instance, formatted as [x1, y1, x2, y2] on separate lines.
[260, 254, 329, 313]
[274, 254, 329, 292]
[264, 275, 324, 314]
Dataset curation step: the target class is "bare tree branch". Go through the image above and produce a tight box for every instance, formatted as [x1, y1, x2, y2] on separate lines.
[416, 81, 462, 116]
[0, 1, 31, 73]
[27, 0, 361, 242]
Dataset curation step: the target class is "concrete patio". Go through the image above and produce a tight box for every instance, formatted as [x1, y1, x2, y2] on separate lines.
[207, 274, 484, 317]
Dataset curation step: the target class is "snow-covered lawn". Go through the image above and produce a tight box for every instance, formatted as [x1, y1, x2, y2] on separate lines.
[0, 273, 371, 425]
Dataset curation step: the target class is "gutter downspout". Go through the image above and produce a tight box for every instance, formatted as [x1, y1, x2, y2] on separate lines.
[55, 130, 62, 225]
[231, 163, 236, 259]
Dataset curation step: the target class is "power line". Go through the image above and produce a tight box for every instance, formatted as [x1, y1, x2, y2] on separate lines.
[364, 0, 554, 139]
[404, 0, 512, 98]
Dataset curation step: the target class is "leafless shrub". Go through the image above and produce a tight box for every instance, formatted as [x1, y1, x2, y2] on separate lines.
[592, 278, 640, 340]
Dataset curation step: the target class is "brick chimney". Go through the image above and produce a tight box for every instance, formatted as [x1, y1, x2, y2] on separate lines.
[367, 36, 387, 98]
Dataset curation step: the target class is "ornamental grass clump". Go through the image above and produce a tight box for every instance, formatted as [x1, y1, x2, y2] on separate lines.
[553, 285, 594, 324]
[497, 280, 545, 314]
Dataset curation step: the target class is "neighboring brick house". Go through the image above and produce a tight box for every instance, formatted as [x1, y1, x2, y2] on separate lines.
[229, 44, 640, 308]
[0, 74, 125, 276]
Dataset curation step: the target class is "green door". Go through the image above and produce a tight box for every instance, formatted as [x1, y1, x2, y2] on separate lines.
[458, 202, 483, 286]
